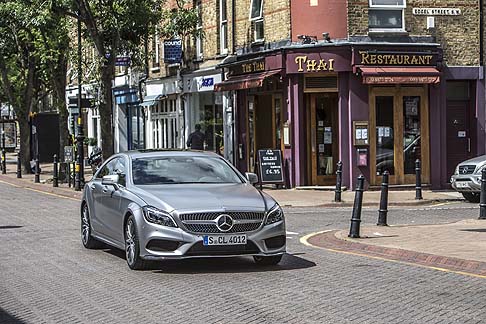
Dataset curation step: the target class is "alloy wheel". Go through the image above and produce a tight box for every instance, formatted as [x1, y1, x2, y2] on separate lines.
[125, 219, 136, 266]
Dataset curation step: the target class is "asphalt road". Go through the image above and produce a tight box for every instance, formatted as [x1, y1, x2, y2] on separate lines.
[0, 182, 485, 324]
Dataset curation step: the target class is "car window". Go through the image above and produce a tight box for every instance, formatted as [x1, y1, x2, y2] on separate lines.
[132, 156, 243, 185]
[112, 157, 127, 187]
[95, 161, 112, 179]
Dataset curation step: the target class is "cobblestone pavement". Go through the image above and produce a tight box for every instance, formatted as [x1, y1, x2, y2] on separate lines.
[1, 182, 485, 324]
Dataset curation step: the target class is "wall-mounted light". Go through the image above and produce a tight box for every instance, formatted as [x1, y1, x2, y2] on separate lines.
[297, 34, 317, 45]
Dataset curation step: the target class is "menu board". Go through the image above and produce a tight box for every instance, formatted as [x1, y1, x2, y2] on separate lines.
[257, 149, 284, 184]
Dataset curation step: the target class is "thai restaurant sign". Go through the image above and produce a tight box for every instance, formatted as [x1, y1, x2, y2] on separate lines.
[363, 76, 440, 85]
[355, 51, 438, 66]
[286, 53, 351, 73]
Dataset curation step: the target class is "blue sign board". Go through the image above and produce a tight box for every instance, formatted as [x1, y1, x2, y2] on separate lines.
[164, 39, 182, 64]
[115, 56, 131, 66]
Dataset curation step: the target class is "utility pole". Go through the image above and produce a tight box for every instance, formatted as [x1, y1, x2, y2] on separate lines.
[75, 6, 85, 191]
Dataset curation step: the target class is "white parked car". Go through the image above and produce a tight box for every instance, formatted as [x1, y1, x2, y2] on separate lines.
[450, 155, 486, 203]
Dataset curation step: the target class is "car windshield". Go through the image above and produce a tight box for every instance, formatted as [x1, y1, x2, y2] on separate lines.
[132, 156, 243, 185]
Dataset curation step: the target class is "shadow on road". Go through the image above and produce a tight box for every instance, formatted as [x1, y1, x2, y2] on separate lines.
[0, 307, 27, 324]
[101, 248, 316, 273]
[0, 226, 23, 230]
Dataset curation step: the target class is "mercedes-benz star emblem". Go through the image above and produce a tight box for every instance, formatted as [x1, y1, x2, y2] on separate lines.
[216, 214, 234, 232]
[462, 168, 468, 174]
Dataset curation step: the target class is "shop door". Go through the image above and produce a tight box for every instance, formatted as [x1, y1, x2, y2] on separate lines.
[446, 82, 474, 179]
[310, 93, 339, 185]
[370, 87, 430, 186]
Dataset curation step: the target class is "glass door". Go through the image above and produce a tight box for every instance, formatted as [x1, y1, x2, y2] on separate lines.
[370, 87, 429, 186]
[310, 93, 339, 185]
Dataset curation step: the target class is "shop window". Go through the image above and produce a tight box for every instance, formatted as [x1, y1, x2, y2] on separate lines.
[219, 0, 228, 54]
[249, 0, 264, 42]
[195, 0, 203, 60]
[368, 0, 406, 32]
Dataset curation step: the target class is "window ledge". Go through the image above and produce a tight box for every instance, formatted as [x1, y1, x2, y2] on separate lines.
[368, 29, 408, 36]
[215, 53, 228, 59]
[251, 40, 265, 46]
[150, 67, 160, 73]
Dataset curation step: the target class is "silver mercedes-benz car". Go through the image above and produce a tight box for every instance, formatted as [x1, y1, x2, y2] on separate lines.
[450, 155, 486, 203]
[81, 150, 286, 270]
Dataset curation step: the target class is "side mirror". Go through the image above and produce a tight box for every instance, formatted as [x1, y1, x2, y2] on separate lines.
[102, 174, 120, 189]
[245, 172, 259, 185]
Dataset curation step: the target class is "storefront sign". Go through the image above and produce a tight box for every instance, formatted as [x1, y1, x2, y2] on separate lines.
[358, 51, 436, 66]
[412, 8, 461, 16]
[115, 56, 131, 66]
[229, 59, 266, 76]
[286, 53, 350, 73]
[258, 149, 284, 184]
[363, 75, 440, 84]
[164, 39, 182, 64]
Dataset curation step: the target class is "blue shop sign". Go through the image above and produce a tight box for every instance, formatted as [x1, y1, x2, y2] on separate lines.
[164, 39, 182, 64]
[115, 56, 131, 66]
[199, 77, 214, 89]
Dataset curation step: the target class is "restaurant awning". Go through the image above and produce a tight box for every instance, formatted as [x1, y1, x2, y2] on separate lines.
[214, 70, 281, 92]
[140, 94, 164, 107]
[359, 66, 441, 84]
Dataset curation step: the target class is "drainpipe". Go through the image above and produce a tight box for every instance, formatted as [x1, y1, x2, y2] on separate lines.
[232, 0, 236, 53]
[480, 0, 484, 67]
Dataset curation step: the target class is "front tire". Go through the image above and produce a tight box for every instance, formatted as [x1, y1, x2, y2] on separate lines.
[81, 203, 102, 249]
[125, 215, 147, 270]
[462, 192, 480, 203]
[253, 255, 283, 266]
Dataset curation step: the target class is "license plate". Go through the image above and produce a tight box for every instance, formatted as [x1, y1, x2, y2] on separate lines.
[203, 234, 247, 246]
[456, 181, 470, 188]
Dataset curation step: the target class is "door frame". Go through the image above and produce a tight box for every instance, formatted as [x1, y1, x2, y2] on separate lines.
[307, 92, 339, 186]
[369, 85, 430, 186]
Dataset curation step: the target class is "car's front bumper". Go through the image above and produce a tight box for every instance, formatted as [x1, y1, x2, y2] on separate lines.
[135, 212, 286, 260]
[450, 174, 481, 192]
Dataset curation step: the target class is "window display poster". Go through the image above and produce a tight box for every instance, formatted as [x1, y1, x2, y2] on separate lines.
[356, 129, 362, 140]
[324, 128, 332, 144]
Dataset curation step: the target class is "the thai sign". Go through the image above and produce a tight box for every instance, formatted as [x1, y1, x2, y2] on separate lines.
[286, 53, 351, 73]
[228, 59, 266, 76]
[363, 76, 440, 84]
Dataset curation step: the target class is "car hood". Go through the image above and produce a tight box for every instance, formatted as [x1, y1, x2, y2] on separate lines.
[459, 155, 486, 166]
[130, 183, 271, 213]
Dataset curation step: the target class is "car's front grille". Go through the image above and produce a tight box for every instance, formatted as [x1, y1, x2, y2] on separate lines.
[179, 212, 265, 234]
[459, 165, 476, 175]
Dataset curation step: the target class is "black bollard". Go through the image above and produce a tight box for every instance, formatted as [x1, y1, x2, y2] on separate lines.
[415, 159, 423, 200]
[34, 158, 40, 183]
[16, 152, 21, 178]
[479, 169, 486, 219]
[377, 171, 389, 226]
[349, 175, 365, 238]
[67, 163, 71, 188]
[334, 161, 343, 202]
[53, 154, 58, 187]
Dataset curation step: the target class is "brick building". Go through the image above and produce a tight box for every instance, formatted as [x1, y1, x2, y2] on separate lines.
[133, 0, 485, 191]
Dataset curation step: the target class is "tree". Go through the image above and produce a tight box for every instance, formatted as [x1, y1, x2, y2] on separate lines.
[55, 0, 164, 159]
[0, 0, 72, 171]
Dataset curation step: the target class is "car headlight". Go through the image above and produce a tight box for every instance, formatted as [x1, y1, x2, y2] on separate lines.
[142, 206, 177, 227]
[454, 165, 459, 175]
[474, 165, 486, 175]
[265, 204, 284, 225]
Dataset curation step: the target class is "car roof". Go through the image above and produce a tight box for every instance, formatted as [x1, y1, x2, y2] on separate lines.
[122, 149, 221, 159]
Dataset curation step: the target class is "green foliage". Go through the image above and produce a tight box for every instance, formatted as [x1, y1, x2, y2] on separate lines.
[160, 0, 203, 40]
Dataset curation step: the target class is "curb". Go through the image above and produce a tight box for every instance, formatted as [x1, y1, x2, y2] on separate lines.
[0, 175, 82, 201]
[281, 198, 463, 208]
[305, 230, 486, 277]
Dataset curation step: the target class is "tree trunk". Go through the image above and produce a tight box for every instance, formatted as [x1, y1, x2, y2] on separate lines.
[54, 57, 69, 161]
[99, 61, 115, 160]
[18, 114, 31, 173]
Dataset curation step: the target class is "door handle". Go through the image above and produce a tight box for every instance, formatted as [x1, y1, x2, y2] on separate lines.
[102, 187, 109, 194]
[90, 184, 96, 190]
[467, 138, 471, 153]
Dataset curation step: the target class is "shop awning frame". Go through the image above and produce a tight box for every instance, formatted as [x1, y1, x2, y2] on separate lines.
[214, 70, 281, 92]
[140, 94, 164, 107]
[359, 66, 441, 84]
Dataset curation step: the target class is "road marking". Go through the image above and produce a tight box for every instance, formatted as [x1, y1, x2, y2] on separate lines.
[300, 231, 486, 279]
[0, 179, 79, 202]
[286, 231, 299, 235]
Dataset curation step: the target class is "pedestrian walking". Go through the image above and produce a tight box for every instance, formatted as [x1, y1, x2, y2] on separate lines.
[187, 124, 206, 150]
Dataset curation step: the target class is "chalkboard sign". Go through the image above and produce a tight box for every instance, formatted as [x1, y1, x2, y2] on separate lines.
[64, 146, 74, 163]
[257, 149, 284, 184]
